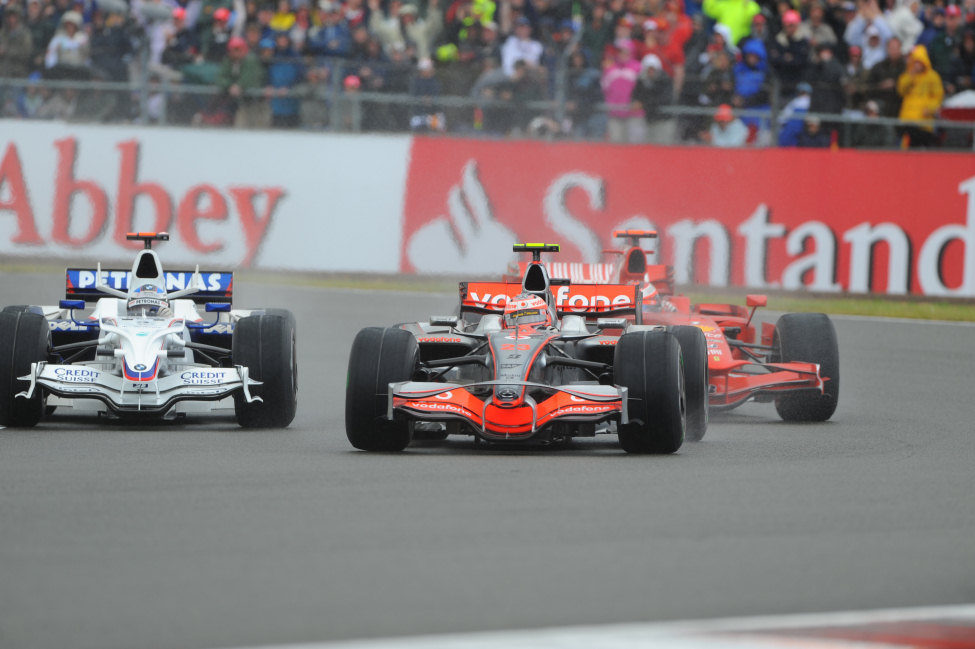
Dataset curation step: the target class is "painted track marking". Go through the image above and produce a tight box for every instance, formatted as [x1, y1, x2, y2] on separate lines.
[210, 604, 975, 649]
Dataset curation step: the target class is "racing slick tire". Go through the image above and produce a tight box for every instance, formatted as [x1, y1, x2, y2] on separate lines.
[346, 326, 418, 452]
[614, 330, 685, 454]
[232, 308, 298, 428]
[772, 313, 839, 422]
[666, 325, 709, 442]
[8, 307, 58, 417]
[0, 310, 50, 427]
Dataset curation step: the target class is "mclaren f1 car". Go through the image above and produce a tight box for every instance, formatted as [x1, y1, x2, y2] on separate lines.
[518, 230, 839, 438]
[0, 232, 297, 428]
[345, 243, 707, 454]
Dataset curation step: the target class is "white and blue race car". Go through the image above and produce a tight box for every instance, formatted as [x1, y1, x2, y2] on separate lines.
[0, 232, 297, 428]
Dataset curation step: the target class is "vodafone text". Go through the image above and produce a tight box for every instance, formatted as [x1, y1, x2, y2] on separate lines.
[468, 287, 633, 312]
[406, 401, 467, 415]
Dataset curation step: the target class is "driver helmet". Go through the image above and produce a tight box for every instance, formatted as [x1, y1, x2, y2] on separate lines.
[641, 283, 662, 312]
[641, 283, 677, 313]
[503, 293, 553, 329]
[127, 283, 169, 315]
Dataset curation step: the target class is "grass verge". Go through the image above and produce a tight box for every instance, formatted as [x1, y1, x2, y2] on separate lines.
[685, 290, 975, 322]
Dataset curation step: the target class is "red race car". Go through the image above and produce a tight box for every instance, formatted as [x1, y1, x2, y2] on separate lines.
[509, 231, 839, 439]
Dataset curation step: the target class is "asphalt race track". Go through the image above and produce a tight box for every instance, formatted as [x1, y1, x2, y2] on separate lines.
[1, 272, 973, 649]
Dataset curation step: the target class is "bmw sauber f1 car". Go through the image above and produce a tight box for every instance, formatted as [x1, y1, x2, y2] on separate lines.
[346, 243, 708, 454]
[0, 232, 297, 428]
[517, 230, 839, 439]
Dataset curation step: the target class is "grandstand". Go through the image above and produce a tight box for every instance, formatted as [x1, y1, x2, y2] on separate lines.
[1, 0, 974, 147]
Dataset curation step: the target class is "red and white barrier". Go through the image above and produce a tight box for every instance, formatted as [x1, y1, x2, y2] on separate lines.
[401, 138, 975, 297]
[3, 122, 975, 296]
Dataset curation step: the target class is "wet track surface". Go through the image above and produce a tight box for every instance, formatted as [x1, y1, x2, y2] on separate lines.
[1, 274, 973, 649]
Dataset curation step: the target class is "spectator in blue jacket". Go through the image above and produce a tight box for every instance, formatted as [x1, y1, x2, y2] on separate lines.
[306, 1, 351, 58]
[267, 32, 305, 127]
[734, 37, 769, 106]
[796, 114, 832, 146]
[778, 80, 811, 145]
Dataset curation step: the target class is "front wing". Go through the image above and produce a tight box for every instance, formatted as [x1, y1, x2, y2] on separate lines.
[708, 360, 826, 409]
[18, 362, 261, 414]
[390, 380, 627, 439]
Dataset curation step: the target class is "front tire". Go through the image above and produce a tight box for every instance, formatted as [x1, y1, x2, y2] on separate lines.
[0, 310, 50, 427]
[614, 330, 685, 454]
[345, 327, 418, 452]
[772, 313, 839, 422]
[232, 308, 298, 428]
[667, 325, 709, 442]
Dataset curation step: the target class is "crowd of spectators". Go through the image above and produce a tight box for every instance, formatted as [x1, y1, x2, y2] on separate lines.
[1, 0, 974, 145]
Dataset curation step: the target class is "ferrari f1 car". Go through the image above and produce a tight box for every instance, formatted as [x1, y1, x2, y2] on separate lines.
[0, 232, 297, 428]
[517, 230, 839, 439]
[345, 243, 707, 454]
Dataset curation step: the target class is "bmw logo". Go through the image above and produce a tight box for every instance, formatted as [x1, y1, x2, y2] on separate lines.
[133, 364, 147, 371]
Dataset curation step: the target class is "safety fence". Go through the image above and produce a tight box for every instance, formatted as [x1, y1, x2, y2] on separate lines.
[3, 67, 974, 150]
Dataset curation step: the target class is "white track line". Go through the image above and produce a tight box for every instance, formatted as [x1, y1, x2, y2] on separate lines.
[212, 604, 975, 649]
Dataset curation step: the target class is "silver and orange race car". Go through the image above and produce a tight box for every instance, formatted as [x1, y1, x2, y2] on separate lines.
[510, 231, 839, 440]
[345, 244, 707, 454]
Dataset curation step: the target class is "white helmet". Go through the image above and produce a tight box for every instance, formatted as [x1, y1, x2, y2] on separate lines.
[127, 283, 169, 315]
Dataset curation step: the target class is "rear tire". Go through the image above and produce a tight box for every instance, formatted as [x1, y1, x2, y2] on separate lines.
[232, 308, 298, 428]
[772, 313, 839, 422]
[346, 327, 418, 452]
[0, 310, 50, 427]
[614, 330, 685, 454]
[667, 325, 709, 442]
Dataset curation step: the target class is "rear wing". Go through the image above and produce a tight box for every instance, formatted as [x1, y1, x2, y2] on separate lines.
[507, 262, 617, 285]
[460, 282, 642, 322]
[65, 269, 233, 304]
[614, 229, 657, 240]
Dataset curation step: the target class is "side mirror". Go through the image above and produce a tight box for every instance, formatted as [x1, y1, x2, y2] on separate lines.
[744, 295, 766, 329]
[596, 318, 627, 330]
[205, 302, 231, 313]
[60, 299, 86, 311]
[429, 315, 459, 327]
[746, 294, 767, 308]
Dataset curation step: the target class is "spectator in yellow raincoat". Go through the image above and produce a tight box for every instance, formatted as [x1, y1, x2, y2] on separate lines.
[896, 44, 944, 147]
[703, 0, 760, 47]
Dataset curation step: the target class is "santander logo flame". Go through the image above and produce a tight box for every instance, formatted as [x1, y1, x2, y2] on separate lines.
[406, 161, 516, 274]
[405, 158, 655, 276]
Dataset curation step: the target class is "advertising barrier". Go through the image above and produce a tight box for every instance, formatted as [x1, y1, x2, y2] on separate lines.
[3, 122, 975, 296]
[0, 121, 409, 272]
[402, 137, 975, 297]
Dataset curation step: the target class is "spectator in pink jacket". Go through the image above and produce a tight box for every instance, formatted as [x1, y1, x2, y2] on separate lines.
[601, 39, 645, 143]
